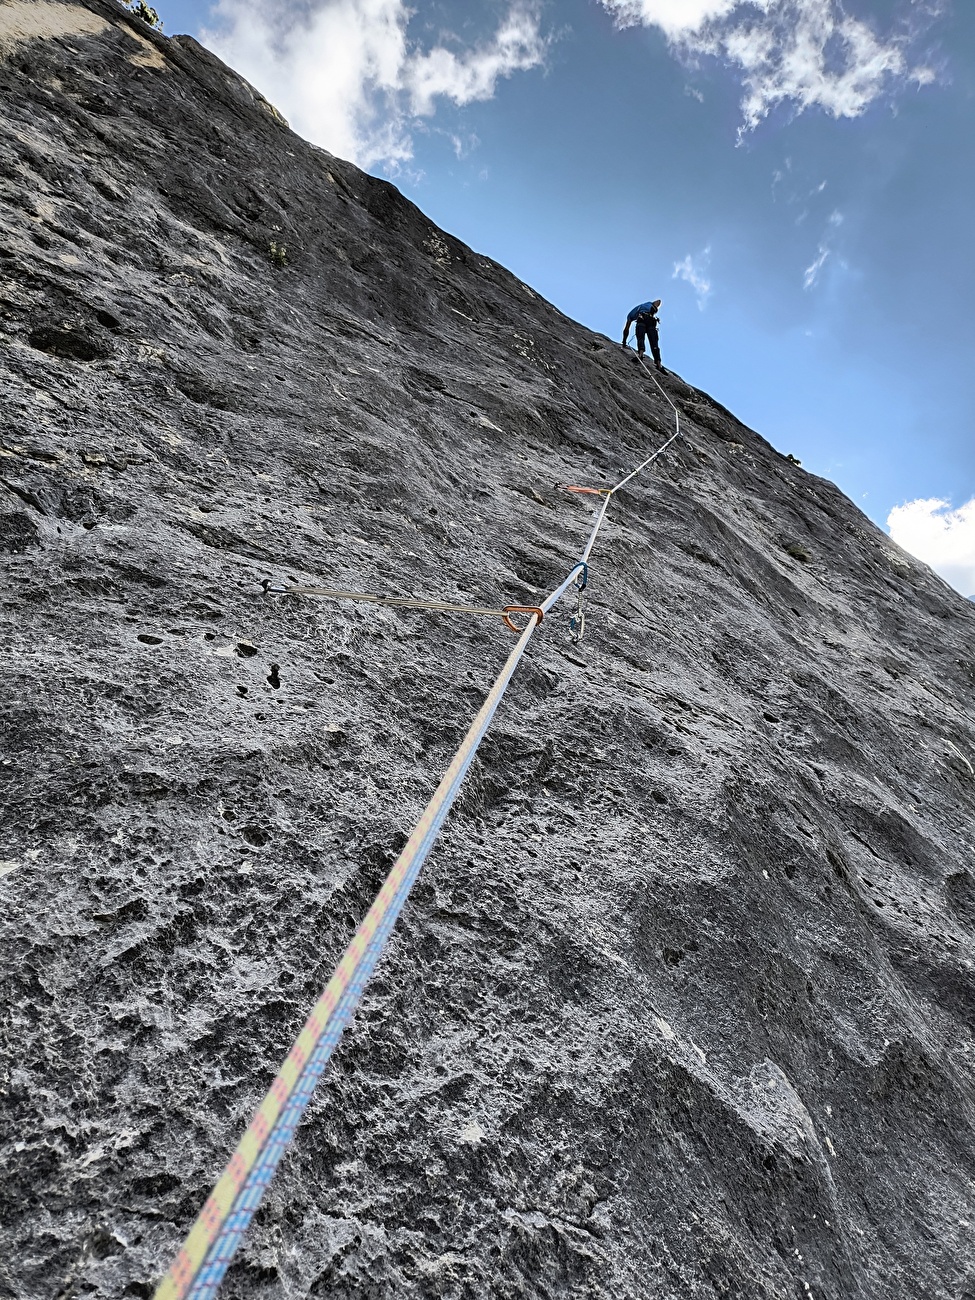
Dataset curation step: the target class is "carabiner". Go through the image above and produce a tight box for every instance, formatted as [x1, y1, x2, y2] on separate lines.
[502, 605, 545, 633]
[569, 583, 587, 644]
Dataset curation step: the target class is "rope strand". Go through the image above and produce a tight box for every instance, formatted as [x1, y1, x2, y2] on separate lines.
[154, 348, 683, 1300]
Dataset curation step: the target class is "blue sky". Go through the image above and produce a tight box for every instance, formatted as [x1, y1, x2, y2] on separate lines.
[147, 0, 974, 596]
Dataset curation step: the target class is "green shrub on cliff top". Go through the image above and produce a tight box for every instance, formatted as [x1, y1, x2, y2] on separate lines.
[121, 1, 164, 28]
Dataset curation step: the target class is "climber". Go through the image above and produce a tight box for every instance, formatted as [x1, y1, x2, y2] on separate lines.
[622, 299, 664, 369]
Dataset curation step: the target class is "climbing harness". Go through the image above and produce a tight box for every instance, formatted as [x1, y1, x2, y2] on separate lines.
[260, 579, 544, 633]
[154, 352, 681, 1300]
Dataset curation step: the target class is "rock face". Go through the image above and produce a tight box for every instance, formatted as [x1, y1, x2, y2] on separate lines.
[2, 3, 974, 1297]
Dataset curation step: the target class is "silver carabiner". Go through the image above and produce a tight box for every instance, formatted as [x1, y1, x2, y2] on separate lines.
[569, 585, 586, 643]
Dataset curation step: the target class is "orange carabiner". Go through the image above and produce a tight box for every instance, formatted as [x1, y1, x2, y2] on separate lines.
[502, 605, 545, 633]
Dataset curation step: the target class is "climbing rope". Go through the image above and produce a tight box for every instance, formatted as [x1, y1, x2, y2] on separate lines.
[153, 571, 583, 1300]
[561, 354, 681, 640]
[261, 579, 544, 633]
[558, 484, 612, 496]
[154, 354, 681, 1300]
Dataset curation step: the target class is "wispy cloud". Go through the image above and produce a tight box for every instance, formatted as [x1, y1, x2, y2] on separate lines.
[887, 496, 975, 598]
[803, 208, 843, 289]
[201, 0, 547, 170]
[803, 246, 829, 289]
[673, 246, 712, 307]
[597, 0, 937, 135]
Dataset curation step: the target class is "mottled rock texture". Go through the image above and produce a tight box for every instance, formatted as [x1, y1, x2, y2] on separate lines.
[2, 4, 975, 1298]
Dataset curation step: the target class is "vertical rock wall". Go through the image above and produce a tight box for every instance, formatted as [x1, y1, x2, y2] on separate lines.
[1, 3, 974, 1297]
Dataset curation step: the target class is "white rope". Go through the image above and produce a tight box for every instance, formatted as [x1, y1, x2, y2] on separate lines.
[574, 351, 683, 566]
[946, 739, 974, 777]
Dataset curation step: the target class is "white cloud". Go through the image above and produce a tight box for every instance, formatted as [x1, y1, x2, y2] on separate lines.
[673, 246, 712, 307]
[887, 497, 975, 599]
[601, 0, 739, 38]
[406, 9, 545, 116]
[597, 0, 933, 134]
[201, 0, 546, 170]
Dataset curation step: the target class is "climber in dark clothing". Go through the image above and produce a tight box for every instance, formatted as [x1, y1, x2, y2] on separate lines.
[622, 299, 663, 369]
